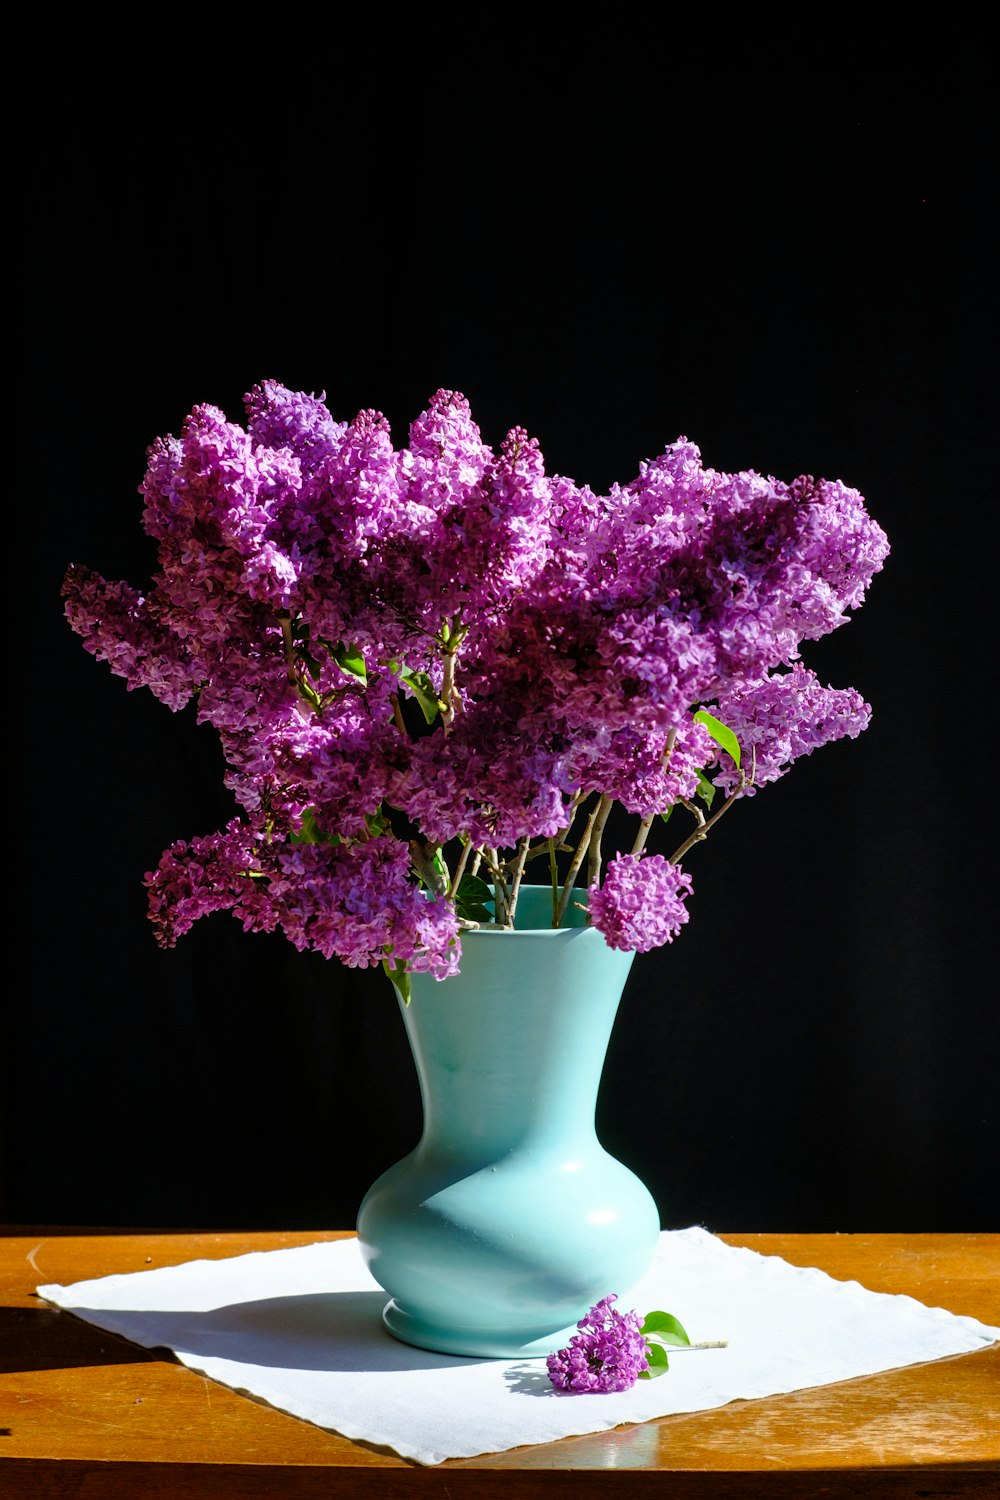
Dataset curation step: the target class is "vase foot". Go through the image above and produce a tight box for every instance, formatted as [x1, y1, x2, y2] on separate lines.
[380, 1298, 580, 1359]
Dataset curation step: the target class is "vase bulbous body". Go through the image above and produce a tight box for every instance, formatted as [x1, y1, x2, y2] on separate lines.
[356, 886, 660, 1357]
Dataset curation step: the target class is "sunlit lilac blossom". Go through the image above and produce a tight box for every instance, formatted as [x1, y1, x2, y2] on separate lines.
[63, 384, 888, 977]
[712, 666, 872, 796]
[146, 831, 460, 978]
[589, 854, 694, 953]
[546, 1295, 649, 1392]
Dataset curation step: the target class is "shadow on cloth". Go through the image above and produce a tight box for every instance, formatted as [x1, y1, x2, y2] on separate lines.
[41, 1290, 496, 1374]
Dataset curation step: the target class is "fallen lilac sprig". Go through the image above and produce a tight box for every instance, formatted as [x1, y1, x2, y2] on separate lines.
[546, 1295, 726, 1392]
[546, 1295, 651, 1392]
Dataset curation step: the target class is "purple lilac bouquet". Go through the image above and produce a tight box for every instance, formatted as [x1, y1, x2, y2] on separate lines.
[62, 383, 888, 997]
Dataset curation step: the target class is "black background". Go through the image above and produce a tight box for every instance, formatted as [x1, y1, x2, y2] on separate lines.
[7, 64, 997, 1233]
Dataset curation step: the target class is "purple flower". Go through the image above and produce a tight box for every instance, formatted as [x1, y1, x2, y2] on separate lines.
[144, 821, 269, 949]
[64, 383, 887, 976]
[547, 1295, 649, 1393]
[146, 829, 461, 977]
[268, 836, 461, 975]
[589, 853, 693, 953]
[711, 665, 873, 796]
[61, 564, 200, 711]
[244, 380, 347, 464]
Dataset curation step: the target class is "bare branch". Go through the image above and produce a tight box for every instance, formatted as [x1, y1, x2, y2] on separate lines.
[447, 838, 473, 899]
[506, 837, 531, 925]
[391, 695, 408, 737]
[630, 813, 655, 856]
[494, 847, 510, 927]
[409, 839, 448, 897]
[669, 770, 748, 865]
[548, 839, 560, 928]
[558, 797, 605, 925]
[587, 794, 614, 888]
[440, 650, 459, 731]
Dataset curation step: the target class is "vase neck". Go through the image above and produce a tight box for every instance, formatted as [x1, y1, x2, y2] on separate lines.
[403, 926, 634, 1157]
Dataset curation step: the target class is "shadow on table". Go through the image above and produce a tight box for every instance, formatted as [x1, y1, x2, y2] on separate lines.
[23, 1292, 490, 1374]
[0, 1304, 163, 1374]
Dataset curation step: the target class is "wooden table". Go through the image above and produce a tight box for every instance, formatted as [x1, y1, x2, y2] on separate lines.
[1, 1231, 997, 1497]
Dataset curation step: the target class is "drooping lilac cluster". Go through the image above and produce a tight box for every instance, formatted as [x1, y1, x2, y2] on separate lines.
[546, 1295, 649, 1392]
[145, 827, 460, 977]
[712, 665, 873, 796]
[588, 854, 694, 953]
[62, 383, 888, 974]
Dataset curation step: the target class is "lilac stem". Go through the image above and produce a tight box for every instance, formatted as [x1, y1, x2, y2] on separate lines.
[506, 838, 531, 925]
[587, 794, 614, 889]
[447, 838, 473, 900]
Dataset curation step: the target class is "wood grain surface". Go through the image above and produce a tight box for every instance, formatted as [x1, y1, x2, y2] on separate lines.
[1, 1230, 997, 1497]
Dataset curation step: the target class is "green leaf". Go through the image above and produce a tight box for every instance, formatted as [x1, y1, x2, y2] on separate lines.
[332, 642, 367, 685]
[382, 957, 411, 1006]
[638, 1341, 670, 1378]
[300, 648, 325, 682]
[457, 874, 494, 903]
[641, 1310, 692, 1346]
[399, 666, 441, 725]
[693, 709, 741, 769]
[659, 806, 674, 824]
[455, 901, 495, 923]
[460, 903, 495, 924]
[455, 873, 494, 924]
[454, 873, 494, 924]
[694, 769, 717, 809]
[290, 807, 340, 845]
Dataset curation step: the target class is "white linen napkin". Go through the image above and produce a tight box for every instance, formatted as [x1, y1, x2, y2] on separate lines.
[37, 1227, 999, 1466]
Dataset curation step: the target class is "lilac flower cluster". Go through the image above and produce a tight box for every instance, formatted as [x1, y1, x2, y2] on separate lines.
[546, 1295, 649, 1392]
[588, 855, 694, 953]
[712, 665, 872, 796]
[145, 829, 459, 977]
[63, 384, 888, 977]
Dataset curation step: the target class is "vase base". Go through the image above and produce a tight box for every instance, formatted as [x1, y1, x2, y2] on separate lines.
[380, 1298, 580, 1359]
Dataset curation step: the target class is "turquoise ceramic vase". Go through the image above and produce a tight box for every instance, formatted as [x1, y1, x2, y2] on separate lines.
[356, 885, 660, 1357]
